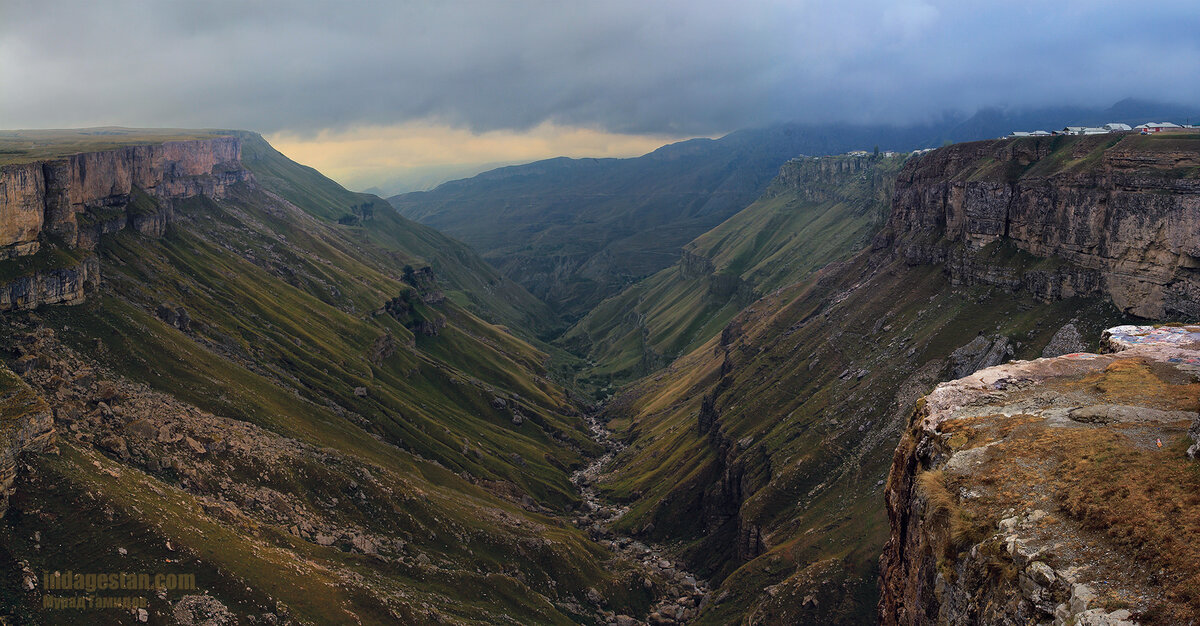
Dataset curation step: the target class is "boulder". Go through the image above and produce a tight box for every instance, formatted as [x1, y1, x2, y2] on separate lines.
[1041, 322, 1087, 357]
[950, 335, 1012, 378]
[125, 419, 158, 440]
[183, 436, 206, 454]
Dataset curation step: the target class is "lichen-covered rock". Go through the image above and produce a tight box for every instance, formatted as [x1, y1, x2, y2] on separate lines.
[881, 324, 1200, 625]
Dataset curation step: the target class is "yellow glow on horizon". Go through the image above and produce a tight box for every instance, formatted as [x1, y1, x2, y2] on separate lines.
[266, 121, 701, 191]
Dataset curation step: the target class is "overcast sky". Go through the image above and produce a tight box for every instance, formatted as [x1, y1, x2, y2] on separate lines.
[4, 1, 1199, 190]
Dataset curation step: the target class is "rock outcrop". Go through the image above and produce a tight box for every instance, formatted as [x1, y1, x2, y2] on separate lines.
[1041, 322, 1087, 358]
[1, 136, 249, 250]
[876, 134, 1200, 318]
[0, 255, 99, 310]
[0, 135, 252, 310]
[0, 362, 55, 517]
[764, 154, 881, 203]
[881, 324, 1200, 625]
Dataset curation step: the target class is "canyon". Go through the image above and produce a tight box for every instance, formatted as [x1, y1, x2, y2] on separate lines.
[579, 132, 1199, 623]
[0, 128, 1196, 624]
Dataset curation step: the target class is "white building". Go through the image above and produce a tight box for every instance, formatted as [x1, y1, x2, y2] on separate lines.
[1059, 126, 1109, 136]
[1134, 122, 1183, 133]
[1103, 123, 1132, 131]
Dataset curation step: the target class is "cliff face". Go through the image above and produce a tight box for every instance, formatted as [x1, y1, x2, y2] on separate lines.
[0, 136, 250, 310]
[881, 324, 1200, 625]
[0, 362, 55, 518]
[877, 134, 1200, 318]
[2, 136, 248, 250]
[0, 256, 99, 310]
[764, 154, 882, 203]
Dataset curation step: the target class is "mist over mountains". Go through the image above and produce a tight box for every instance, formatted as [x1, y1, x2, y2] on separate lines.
[390, 99, 1200, 322]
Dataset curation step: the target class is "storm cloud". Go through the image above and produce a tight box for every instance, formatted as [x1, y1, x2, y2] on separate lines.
[4, 0, 1199, 137]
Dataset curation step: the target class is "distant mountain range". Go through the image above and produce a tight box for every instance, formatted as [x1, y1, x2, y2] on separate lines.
[389, 99, 1200, 323]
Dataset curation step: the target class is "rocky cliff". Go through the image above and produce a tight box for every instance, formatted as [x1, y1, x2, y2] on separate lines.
[0, 360, 55, 518]
[0, 135, 251, 309]
[876, 133, 1200, 318]
[0, 135, 246, 519]
[881, 324, 1200, 625]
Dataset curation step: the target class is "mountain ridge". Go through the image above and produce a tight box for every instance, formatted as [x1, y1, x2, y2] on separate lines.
[389, 101, 1200, 326]
[0, 129, 672, 624]
[592, 131, 1198, 623]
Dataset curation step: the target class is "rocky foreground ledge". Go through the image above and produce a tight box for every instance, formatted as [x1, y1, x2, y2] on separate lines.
[881, 325, 1200, 626]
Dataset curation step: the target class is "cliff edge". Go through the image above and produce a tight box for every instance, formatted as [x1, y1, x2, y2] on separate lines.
[0, 130, 251, 309]
[875, 133, 1200, 318]
[881, 324, 1200, 625]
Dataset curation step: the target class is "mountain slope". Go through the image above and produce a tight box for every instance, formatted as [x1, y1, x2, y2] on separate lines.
[0, 129, 653, 624]
[389, 101, 1200, 323]
[236, 131, 564, 337]
[389, 125, 939, 320]
[561, 153, 905, 389]
[595, 132, 1199, 623]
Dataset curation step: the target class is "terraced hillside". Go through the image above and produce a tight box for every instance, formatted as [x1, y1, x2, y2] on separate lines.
[594, 132, 1198, 624]
[561, 154, 905, 389]
[0, 130, 650, 624]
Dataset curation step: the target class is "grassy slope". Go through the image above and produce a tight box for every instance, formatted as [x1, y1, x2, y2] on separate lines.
[561, 155, 906, 392]
[0, 135, 647, 623]
[591, 133, 1200, 623]
[235, 131, 564, 339]
[389, 125, 940, 320]
[599, 250, 1129, 624]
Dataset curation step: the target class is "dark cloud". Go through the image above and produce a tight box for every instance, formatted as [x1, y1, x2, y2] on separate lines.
[3, 0, 1199, 135]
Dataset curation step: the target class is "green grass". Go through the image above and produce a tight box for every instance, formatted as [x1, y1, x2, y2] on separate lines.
[236, 130, 564, 340]
[562, 155, 905, 390]
[597, 248, 1127, 623]
[0, 128, 228, 166]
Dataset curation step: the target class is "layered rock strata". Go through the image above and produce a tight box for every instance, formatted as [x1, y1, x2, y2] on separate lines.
[876, 134, 1200, 318]
[0, 136, 251, 309]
